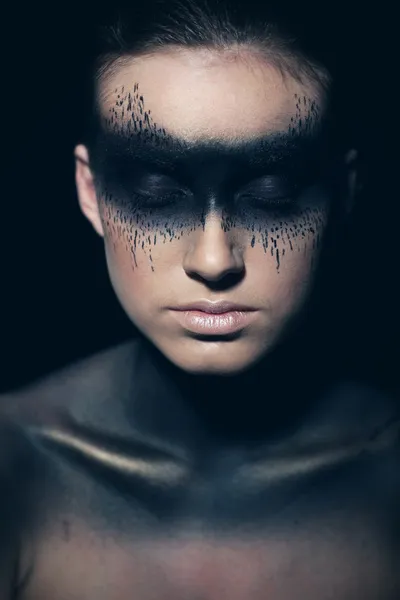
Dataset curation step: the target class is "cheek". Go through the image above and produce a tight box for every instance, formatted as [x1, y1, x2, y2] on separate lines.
[226, 185, 330, 287]
[101, 203, 184, 325]
[246, 239, 323, 320]
[98, 194, 202, 273]
[241, 203, 330, 315]
[103, 241, 155, 332]
[229, 205, 327, 274]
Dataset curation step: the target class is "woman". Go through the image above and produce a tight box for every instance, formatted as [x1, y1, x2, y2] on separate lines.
[1, 0, 399, 598]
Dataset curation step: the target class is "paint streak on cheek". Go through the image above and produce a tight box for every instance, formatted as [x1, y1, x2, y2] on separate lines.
[99, 199, 329, 276]
[99, 195, 193, 272]
[97, 166, 330, 277]
[223, 203, 329, 273]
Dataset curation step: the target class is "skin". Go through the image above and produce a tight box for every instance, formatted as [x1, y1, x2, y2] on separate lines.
[0, 47, 398, 600]
[75, 48, 356, 375]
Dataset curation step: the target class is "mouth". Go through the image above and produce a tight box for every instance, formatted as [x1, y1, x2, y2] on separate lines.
[168, 301, 258, 336]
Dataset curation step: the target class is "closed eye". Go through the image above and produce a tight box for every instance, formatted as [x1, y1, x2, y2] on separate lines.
[235, 175, 301, 207]
[132, 189, 190, 209]
[236, 175, 300, 202]
[130, 174, 191, 208]
[101, 167, 192, 208]
[135, 173, 185, 193]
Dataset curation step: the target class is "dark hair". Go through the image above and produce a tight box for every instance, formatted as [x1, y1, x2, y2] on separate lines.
[82, 0, 357, 149]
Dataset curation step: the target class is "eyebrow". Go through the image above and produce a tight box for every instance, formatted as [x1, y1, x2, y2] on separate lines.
[91, 119, 337, 174]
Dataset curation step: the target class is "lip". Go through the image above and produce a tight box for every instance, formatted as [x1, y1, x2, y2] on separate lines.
[172, 301, 256, 314]
[169, 301, 257, 336]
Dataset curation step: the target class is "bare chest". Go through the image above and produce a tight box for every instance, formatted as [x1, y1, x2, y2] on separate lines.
[18, 427, 400, 600]
[25, 523, 398, 600]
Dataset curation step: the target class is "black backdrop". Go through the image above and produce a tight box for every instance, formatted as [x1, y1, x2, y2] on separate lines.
[1, 2, 398, 393]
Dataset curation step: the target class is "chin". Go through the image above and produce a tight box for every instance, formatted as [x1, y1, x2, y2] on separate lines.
[165, 340, 268, 376]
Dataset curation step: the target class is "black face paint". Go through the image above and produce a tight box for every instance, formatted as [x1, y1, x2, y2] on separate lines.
[88, 85, 346, 273]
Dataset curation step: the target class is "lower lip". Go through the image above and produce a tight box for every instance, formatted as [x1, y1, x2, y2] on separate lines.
[170, 310, 256, 335]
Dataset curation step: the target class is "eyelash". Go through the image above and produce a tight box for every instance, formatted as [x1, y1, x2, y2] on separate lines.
[235, 178, 302, 210]
[237, 193, 297, 209]
[131, 190, 188, 209]
[104, 175, 301, 212]
[128, 192, 299, 215]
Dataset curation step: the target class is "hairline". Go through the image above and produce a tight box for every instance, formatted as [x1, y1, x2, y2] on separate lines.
[94, 43, 331, 107]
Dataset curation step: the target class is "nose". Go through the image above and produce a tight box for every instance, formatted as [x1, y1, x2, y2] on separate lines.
[183, 212, 245, 284]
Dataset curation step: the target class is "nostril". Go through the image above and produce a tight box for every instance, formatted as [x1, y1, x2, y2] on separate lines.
[187, 269, 245, 291]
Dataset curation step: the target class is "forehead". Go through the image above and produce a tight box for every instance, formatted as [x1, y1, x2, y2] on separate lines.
[97, 49, 327, 142]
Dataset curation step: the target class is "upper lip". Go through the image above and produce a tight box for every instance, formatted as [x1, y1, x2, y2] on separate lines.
[171, 301, 256, 314]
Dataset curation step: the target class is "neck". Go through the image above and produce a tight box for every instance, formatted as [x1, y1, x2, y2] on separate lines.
[126, 325, 335, 459]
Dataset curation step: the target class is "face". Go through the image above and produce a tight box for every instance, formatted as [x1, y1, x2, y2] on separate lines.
[75, 48, 356, 375]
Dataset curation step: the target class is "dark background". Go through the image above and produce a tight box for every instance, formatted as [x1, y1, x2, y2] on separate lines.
[1, 2, 398, 394]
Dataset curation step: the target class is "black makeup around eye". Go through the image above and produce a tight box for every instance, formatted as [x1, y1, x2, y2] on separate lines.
[90, 123, 343, 212]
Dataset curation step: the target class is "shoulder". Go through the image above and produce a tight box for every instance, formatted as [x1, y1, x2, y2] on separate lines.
[0, 340, 139, 595]
[330, 380, 400, 469]
[0, 418, 41, 597]
[0, 339, 138, 430]
[316, 379, 400, 447]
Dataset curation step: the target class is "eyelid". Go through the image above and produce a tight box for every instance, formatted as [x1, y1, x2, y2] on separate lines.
[141, 173, 185, 188]
[134, 176, 192, 200]
[106, 164, 190, 194]
[236, 175, 297, 198]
